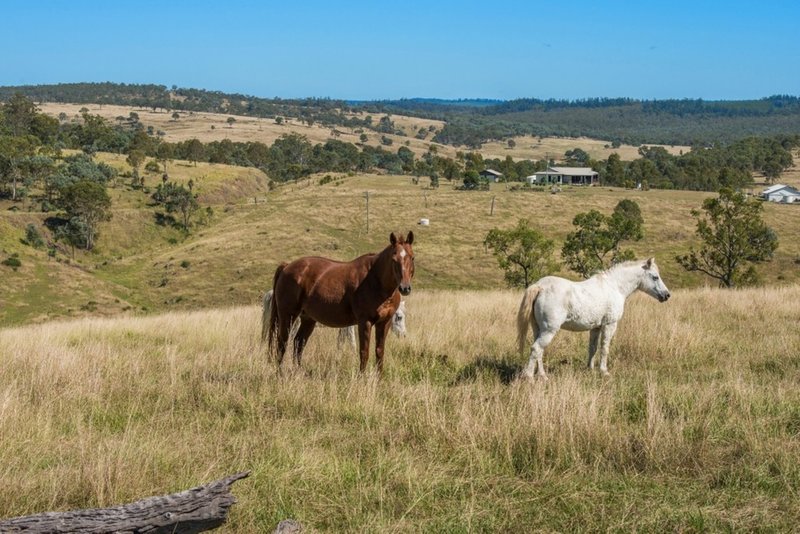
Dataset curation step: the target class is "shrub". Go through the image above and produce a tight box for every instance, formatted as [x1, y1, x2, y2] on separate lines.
[145, 160, 162, 173]
[2, 255, 22, 269]
[25, 224, 45, 248]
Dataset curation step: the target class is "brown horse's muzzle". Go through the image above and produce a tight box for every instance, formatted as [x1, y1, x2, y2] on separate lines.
[399, 284, 412, 296]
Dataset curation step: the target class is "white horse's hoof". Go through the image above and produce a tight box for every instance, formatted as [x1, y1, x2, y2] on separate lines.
[600, 370, 611, 377]
[519, 370, 537, 381]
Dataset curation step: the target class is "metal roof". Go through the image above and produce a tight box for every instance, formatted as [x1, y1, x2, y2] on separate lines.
[762, 184, 794, 195]
[548, 166, 598, 175]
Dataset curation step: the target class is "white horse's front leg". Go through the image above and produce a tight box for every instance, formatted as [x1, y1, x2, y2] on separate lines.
[587, 327, 601, 369]
[598, 323, 618, 376]
[522, 331, 556, 381]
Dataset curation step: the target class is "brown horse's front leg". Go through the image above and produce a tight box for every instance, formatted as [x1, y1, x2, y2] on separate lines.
[374, 319, 392, 374]
[357, 321, 372, 372]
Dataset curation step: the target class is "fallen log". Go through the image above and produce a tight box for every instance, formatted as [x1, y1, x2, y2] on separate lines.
[0, 471, 249, 533]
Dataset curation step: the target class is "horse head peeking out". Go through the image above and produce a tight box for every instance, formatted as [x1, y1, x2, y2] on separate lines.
[265, 231, 416, 374]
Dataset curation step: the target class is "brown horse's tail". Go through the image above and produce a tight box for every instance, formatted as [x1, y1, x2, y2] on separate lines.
[260, 289, 274, 343]
[266, 263, 287, 350]
[517, 285, 541, 355]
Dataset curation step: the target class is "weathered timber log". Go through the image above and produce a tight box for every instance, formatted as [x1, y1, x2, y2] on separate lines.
[0, 471, 249, 533]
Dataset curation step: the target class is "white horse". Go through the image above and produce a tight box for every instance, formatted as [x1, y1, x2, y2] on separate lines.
[262, 290, 407, 348]
[516, 258, 671, 379]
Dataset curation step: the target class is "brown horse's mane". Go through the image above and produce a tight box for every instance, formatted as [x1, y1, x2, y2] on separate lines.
[298, 252, 379, 265]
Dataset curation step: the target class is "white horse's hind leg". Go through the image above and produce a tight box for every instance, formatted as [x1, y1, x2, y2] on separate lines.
[337, 326, 357, 350]
[587, 327, 601, 369]
[598, 323, 618, 376]
[522, 330, 557, 380]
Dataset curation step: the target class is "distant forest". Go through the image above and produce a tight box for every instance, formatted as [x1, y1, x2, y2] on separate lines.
[2, 83, 800, 147]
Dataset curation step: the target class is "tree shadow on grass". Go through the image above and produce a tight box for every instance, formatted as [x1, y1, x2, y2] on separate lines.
[451, 357, 522, 386]
[154, 211, 178, 228]
[44, 215, 68, 231]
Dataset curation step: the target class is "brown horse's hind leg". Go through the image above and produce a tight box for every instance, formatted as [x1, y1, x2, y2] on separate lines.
[275, 315, 294, 368]
[293, 317, 317, 367]
[374, 320, 392, 374]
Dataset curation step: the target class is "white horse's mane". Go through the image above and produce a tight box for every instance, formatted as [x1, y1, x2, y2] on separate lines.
[594, 259, 650, 278]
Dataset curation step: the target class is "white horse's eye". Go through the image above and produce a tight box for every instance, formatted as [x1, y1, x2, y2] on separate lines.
[652, 274, 659, 281]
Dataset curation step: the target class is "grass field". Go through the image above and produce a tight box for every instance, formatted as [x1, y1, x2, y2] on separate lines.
[1, 287, 799, 531]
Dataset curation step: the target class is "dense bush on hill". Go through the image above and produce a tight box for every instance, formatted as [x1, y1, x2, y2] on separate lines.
[380, 95, 800, 147]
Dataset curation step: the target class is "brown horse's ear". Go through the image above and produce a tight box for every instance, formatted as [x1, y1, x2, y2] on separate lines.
[406, 231, 414, 245]
[644, 257, 654, 269]
[390, 232, 397, 245]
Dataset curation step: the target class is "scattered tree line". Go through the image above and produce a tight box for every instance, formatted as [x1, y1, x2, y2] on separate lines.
[486, 190, 778, 289]
[0, 95, 212, 257]
[592, 136, 799, 190]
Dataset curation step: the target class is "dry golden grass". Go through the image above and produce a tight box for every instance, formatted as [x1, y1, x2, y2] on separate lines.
[39, 103, 677, 163]
[481, 135, 689, 162]
[1, 286, 799, 531]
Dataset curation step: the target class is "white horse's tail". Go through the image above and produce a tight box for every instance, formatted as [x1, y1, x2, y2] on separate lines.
[261, 289, 274, 343]
[517, 285, 541, 355]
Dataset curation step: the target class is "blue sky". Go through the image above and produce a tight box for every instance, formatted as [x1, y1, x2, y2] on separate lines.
[1, 0, 798, 101]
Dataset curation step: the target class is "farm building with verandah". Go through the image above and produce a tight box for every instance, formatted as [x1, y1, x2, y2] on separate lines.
[526, 166, 599, 186]
[479, 169, 504, 182]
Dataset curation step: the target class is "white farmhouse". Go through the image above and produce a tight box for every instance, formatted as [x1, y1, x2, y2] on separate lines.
[761, 184, 800, 203]
[526, 166, 599, 186]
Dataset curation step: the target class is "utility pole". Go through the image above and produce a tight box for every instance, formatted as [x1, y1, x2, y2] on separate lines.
[490, 195, 496, 215]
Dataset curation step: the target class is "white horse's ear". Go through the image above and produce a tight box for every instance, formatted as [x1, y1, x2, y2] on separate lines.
[644, 257, 654, 269]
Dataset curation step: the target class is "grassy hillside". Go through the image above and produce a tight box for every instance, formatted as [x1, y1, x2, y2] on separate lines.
[37, 102, 684, 162]
[1, 287, 799, 530]
[6, 82, 800, 146]
[2, 152, 799, 327]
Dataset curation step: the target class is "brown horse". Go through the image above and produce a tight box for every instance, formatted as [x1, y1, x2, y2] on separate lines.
[266, 231, 415, 373]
